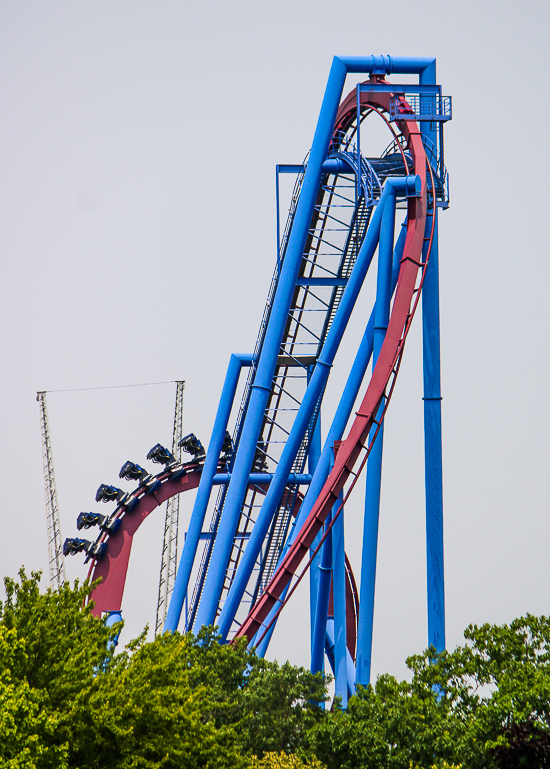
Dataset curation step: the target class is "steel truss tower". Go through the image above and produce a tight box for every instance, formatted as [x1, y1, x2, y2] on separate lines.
[155, 380, 185, 635]
[37, 391, 66, 589]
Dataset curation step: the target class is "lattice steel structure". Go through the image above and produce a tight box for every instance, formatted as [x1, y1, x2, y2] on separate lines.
[155, 380, 185, 635]
[37, 391, 66, 589]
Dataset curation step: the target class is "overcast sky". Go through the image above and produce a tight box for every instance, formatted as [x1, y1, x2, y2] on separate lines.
[1, 0, 549, 681]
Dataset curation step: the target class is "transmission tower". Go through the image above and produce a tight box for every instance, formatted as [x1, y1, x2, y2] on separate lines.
[37, 391, 66, 589]
[155, 380, 185, 635]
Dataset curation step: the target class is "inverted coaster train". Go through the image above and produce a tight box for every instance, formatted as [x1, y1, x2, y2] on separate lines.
[64, 55, 450, 706]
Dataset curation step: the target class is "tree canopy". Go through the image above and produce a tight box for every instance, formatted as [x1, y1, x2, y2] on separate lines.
[2, 569, 550, 768]
[0, 570, 326, 769]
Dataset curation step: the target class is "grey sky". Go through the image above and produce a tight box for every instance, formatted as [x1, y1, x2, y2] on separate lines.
[1, 0, 549, 681]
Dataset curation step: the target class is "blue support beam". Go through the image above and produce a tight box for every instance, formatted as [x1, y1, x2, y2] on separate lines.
[193, 57, 351, 631]
[211, 473, 312, 486]
[422, 211, 445, 652]
[325, 619, 356, 699]
[105, 610, 123, 650]
[311, 510, 332, 675]
[332, 498, 347, 705]
[217, 178, 418, 641]
[420, 59, 446, 654]
[164, 353, 252, 633]
[355, 196, 397, 687]
[193, 54, 432, 633]
[308, 374, 323, 658]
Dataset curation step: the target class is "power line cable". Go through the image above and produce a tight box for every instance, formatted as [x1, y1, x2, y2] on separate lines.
[44, 380, 178, 394]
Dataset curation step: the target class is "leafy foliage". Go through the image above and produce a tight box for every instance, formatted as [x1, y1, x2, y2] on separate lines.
[306, 615, 550, 769]
[240, 658, 326, 755]
[3, 569, 550, 769]
[249, 753, 326, 768]
[0, 570, 327, 768]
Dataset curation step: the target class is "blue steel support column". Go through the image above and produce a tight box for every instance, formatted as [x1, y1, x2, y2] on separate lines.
[193, 57, 349, 631]
[325, 619, 356, 697]
[251, 224, 407, 658]
[308, 381, 323, 656]
[332, 496, 347, 705]
[194, 57, 435, 632]
[254, 374, 321, 659]
[289, 223, 406, 545]
[422, 211, 445, 652]
[218, 178, 418, 641]
[164, 353, 252, 633]
[420, 59, 445, 653]
[105, 610, 123, 650]
[311, 510, 332, 675]
[355, 201, 397, 687]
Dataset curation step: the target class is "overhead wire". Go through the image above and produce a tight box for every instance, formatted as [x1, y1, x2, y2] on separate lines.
[44, 380, 178, 394]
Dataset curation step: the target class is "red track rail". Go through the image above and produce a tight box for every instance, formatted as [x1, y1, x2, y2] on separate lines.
[86, 466, 361, 649]
[87, 469, 203, 616]
[236, 85, 429, 645]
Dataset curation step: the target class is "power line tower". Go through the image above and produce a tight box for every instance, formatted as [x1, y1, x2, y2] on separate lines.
[155, 380, 185, 635]
[37, 391, 66, 589]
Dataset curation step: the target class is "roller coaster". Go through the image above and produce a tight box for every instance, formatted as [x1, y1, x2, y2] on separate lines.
[63, 55, 450, 705]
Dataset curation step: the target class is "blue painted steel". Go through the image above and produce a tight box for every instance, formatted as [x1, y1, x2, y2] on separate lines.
[217, 177, 418, 641]
[389, 94, 452, 122]
[359, 83, 443, 95]
[332, 499, 348, 705]
[105, 610, 123, 650]
[422, 212, 445, 653]
[193, 56, 350, 631]
[284, 223, 407, 559]
[164, 353, 252, 633]
[419, 58, 446, 653]
[325, 619, 356, 698]
[105, 610, 123, 627]
[256, 225, 406, 666]
[322, 157, 355, 175]
[338, 56, 435, 75]
[355, 199, 397, 687]
[211, 473, 312, 485]
[311, 510, 332, 675]
[308, 406, 322, 657]
[166, 55, 446, 675]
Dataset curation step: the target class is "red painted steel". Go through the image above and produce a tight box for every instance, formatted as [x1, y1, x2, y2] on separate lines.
[236, 85, 428, 645]
[87, 469, 361, 652]
[87, 470, 202, 617]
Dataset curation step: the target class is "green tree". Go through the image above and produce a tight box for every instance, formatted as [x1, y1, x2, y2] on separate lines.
[239, 658, 327, 756]
[6, 567, 550, 769]
[67, 630, 249, 769]
[0, 568, 118, 768]
[0, 571, 252, 768]
[248, 752, 326, 768]
[307, 615, 550, 769]
[0, 624, 66, 769]
[0, 569, 328, 768]
[305, 669, 463, 769]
